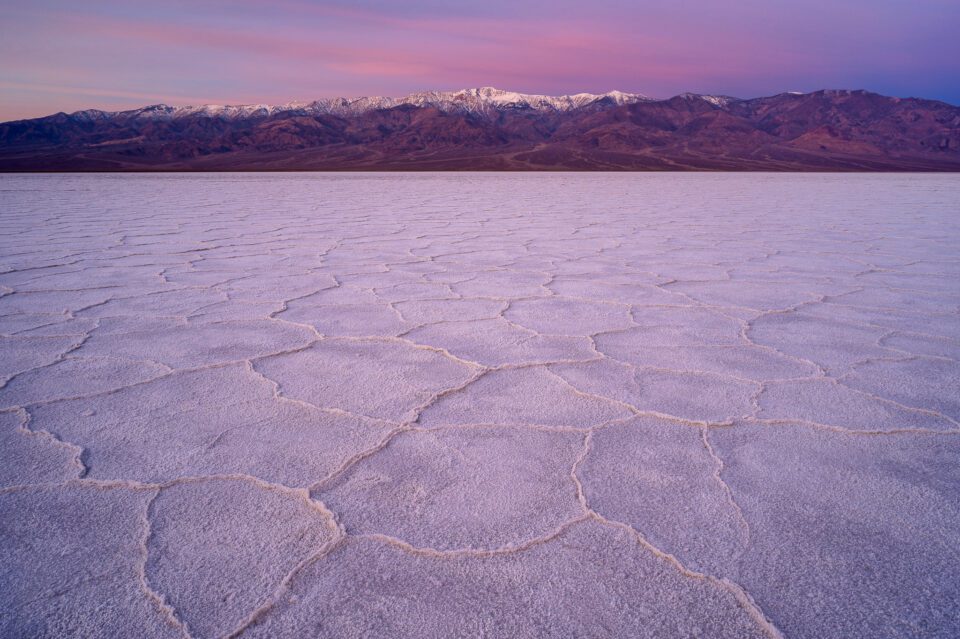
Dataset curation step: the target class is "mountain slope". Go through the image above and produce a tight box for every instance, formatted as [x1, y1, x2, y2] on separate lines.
[1, 88, 958, 171]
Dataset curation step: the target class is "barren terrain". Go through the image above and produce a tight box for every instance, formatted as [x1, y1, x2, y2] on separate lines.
[1, 173, 958, 638]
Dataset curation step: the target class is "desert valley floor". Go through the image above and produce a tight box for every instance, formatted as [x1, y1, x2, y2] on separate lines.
[1, 173, 958, 638]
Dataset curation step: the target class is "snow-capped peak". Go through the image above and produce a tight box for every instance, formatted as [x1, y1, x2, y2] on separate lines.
[675, 93, 740, 108]
[423, 87, 651, 113]
[62, 88, 657, 122]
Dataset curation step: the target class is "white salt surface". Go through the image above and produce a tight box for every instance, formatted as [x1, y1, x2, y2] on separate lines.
[1, 173, 959, 638]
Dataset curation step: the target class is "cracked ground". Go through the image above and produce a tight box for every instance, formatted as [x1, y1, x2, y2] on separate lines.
[1, 172, 959, 639]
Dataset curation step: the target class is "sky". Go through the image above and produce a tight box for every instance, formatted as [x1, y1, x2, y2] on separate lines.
[1, 0, 958, 121]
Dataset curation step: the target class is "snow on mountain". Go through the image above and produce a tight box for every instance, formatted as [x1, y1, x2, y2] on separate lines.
[697, 95, 739, 108]
[675, 93, 740, 108]
[62, 88, 654, 122]
[396, 87, 652, 114]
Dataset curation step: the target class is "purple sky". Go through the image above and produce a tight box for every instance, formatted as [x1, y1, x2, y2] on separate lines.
[2, 0, 958, 121]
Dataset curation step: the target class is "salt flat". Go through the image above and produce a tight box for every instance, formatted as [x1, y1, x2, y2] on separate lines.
[1, 173, 958, 638]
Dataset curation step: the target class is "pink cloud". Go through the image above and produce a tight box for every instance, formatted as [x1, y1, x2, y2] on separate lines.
[50, 7, 805, 91]
[0, 81, 216, 105]
[4, 0, 955, 120]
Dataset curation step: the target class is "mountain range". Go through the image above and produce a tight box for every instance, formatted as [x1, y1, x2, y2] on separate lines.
[1, 87, 958, 171]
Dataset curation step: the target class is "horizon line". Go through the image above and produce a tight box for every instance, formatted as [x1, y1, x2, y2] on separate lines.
[5, 86, 959, 124]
